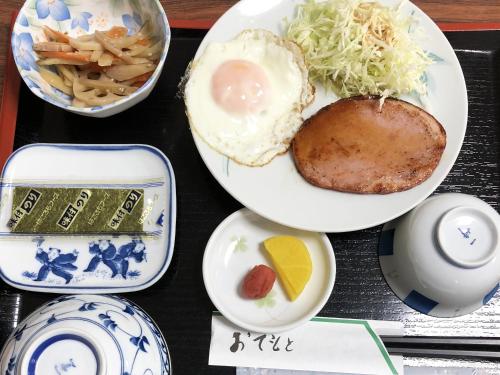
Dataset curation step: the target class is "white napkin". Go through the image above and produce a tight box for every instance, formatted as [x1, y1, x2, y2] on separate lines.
[209, 314, 404, 375]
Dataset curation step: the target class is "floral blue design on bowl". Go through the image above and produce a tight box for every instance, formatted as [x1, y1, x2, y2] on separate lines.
[0, 294, 171, 374]
[122, 12, 142, 35]
[35, 0, 70, 21]
[12, 32, 38, 72]
[12, 0, 171, 117]
[18, 13, 29, 27]
[71, 12, 93, 31]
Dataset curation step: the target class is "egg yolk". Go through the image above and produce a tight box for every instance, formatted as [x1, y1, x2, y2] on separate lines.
[211, 60, 271, 115]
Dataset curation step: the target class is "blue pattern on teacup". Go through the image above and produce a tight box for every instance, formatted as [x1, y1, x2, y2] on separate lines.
[0, 295, 171, 374]
[12, 0, 171, 114]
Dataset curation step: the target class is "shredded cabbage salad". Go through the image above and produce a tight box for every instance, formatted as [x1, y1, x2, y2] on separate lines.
[286, 0, 432, 99]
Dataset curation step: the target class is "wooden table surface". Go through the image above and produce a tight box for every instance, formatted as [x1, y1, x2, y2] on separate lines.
[0, 0, 499, 96]
[0, 0, 499, 61]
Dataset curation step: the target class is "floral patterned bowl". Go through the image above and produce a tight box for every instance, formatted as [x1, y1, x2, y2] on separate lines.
[0, 294, 171, 374]
[12, 0, 171, 117]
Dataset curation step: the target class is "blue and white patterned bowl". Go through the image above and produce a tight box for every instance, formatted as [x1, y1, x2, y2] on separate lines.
[0, 294, 171, 374]
[12, 0, 171, 117]
[379, 193, 500, 318]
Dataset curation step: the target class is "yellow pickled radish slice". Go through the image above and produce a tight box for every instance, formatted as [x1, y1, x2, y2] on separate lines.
[263, 236, 312, 301]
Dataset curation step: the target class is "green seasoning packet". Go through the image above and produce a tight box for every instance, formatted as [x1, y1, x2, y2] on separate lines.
[8, 187, 144, 234]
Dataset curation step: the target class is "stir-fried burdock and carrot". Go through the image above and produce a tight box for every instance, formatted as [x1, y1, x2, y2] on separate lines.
[34, 25, 162, 107]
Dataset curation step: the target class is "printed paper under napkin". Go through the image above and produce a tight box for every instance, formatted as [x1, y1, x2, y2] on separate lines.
[210, 314, 404, 375]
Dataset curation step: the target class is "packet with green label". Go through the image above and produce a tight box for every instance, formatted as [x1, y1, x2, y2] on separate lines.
[7, 186, 147, 234]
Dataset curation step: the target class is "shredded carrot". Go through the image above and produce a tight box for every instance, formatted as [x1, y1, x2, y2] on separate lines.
[39, 51, 90, 62]
[137, 38, 150, 46]
[132, 71, 154, 82]
[130, 71, 154, 87]
[44, 26, 70, 43]
[106, 26, 128, 39]
[129, 71, 154, 87]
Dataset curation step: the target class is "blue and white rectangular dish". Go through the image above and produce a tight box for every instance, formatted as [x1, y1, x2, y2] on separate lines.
[0, 144, 176, 293]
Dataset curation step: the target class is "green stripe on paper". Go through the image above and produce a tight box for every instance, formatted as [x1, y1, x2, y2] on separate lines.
[212, 313, 398, 375]
[311, 317, 398, 375]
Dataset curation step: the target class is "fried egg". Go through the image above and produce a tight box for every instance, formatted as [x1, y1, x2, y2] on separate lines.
[184, 29, 314, 166]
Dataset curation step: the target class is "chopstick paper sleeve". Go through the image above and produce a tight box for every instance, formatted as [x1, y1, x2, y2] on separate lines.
[209, 313, 403, 375]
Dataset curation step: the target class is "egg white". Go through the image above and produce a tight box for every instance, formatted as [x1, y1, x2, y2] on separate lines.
[185, 29, 313, 166]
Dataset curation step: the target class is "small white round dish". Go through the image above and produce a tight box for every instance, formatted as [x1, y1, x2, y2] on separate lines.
[203, 208, 335, 333]
[12, 0, 170, 117]
[0, 294, 171, 375]
[189, 0, 467, 232]
[0, 144, 176, 294]
[379, 193, 500, 317]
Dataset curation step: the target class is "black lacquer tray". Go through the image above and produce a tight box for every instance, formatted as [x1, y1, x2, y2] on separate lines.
[1, 29, 499, 373]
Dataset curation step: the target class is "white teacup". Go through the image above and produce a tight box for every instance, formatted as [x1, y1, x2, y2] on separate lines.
[379, 193, 500, 317]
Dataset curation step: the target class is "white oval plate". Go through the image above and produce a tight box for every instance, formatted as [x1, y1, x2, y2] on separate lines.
[190, 0, 468, 232]
[203, 208, 335, 333]
[0, 144, 176, 293]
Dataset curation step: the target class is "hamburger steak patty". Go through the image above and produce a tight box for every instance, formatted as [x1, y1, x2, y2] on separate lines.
[292, 96, 447, 194]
